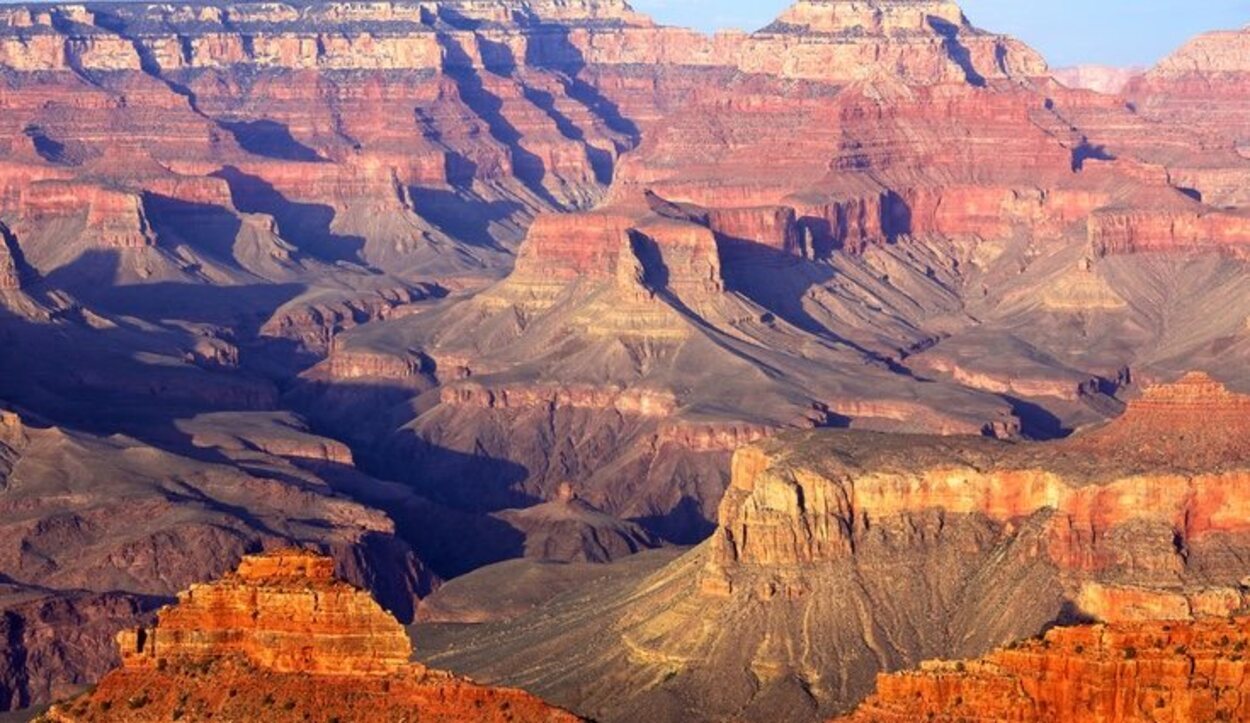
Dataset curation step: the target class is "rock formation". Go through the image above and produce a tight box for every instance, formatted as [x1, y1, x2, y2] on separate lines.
[2, 1, 1250, 718]
[41, 549, 581, 722]
[0, 409, 437, 710]
[418, 373, 1250, 721]
[835, 616, 1250, 722]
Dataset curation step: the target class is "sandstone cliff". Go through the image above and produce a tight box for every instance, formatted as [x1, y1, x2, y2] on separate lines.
[418, 373, 1250, 722]
[836, 616, 1250, 722]
[42, 549, 581, 722]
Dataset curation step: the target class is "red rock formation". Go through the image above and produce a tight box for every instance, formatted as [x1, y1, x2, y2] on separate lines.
[704, 373, 1250, 584]
[836, 616, 1250, 722]
[43, 549, 582, 722]
[418, 373, 1250, 722]
[1070, 371, 1250, 467]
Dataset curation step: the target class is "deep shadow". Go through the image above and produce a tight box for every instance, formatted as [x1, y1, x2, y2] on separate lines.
[522, 85, 615, 185]
[797, 215, 841, 261]
[0, 610, 27, 710]
[22, 125, 72, 166]
[928, 16, 987, 88]
[880, 190, 913, 243]
[628, 229, 670, 291]
[1003, 395, 1070, 441]
[90, 8, 204, 113]
[375, 428, 537, 513]
[220, 119, 324, 162]
[0, 222, 37, 286]
[142, 193, 244, 265]
[525, 24, 641, 148]
[632, 497, 716, 546]
[1071, 139, 1116, 172]
[212, 166, 366, 265]
[1176, 186, 1203, 203]
[44, 249, 306, 326]
[407, 186, 522, 252]
[1041, 599, 1097, 635]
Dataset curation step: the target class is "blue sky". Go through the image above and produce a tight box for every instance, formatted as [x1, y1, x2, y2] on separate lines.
[629, 0, 1250, 67]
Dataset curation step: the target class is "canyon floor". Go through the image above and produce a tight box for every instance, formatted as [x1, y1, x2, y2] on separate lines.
[0, 0, 1249, 719]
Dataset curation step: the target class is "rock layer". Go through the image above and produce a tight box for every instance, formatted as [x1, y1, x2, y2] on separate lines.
[836, 616, 1250, 722]
[43, 549, 581, 722]
[418, 373, 1250, 722]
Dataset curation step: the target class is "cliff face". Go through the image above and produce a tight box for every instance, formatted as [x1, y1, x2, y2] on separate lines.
[42, 549, 582, 722]
[3, 3, 1250, 720]
[417, 374, 1250, 722]
[836, 616, 1250, 722]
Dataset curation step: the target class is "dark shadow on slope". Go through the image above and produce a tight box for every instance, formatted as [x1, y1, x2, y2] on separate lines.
[436, 33, 559, 206]
[1175, 187, 1203, 203]
[407, 186, 522, 252]
[633, 497, 716, 546]
[220, 119, 325, 162]
[525, 24, 641, 150]
[880, 189, 913, 243]
[22, 125, 74, 166]
[45, 250, 305, 325]
[1041, 599, 1097, 635]
[797, 215, 841, 261]
[0, 223, 38, 287]
[90, 8, 204, 113]
[0, 610, 28, 711]
[522, 85, 615, 185]
[1071, 139, 1116, 172]
[928, 16, 987, 88]
[376, 428, 537, 513]
[1003, 395, 1070, 441]
[212, 166, 366, 265]
[142, 194, 244, 266]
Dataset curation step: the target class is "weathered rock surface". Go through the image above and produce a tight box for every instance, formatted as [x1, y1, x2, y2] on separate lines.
[2, 2, 1250, 719]
[836, 616, 1250, 722]
[418, 373, 1250, 721]
[42, 549, 581, 722]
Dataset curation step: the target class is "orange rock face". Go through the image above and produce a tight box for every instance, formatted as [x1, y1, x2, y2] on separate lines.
[706, 373, 1250, 578]
[836, 617, 1250, 723]
[44, 549, 582, 722]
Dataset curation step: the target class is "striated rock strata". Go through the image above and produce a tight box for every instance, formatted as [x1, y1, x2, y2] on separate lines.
[417, 373, 1250, 722]
[42, 549, 581, 722]
[836, 616, 1250, 722]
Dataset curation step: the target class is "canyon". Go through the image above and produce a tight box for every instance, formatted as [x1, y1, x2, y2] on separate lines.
[418, 374, 1250, 721]
[0, 0, 1245, 718]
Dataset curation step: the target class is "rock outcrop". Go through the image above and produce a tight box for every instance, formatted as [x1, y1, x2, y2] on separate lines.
[42, 549, 582, 722]
[417, 373, 1250, 722]
[836, 616, 1250, 722]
